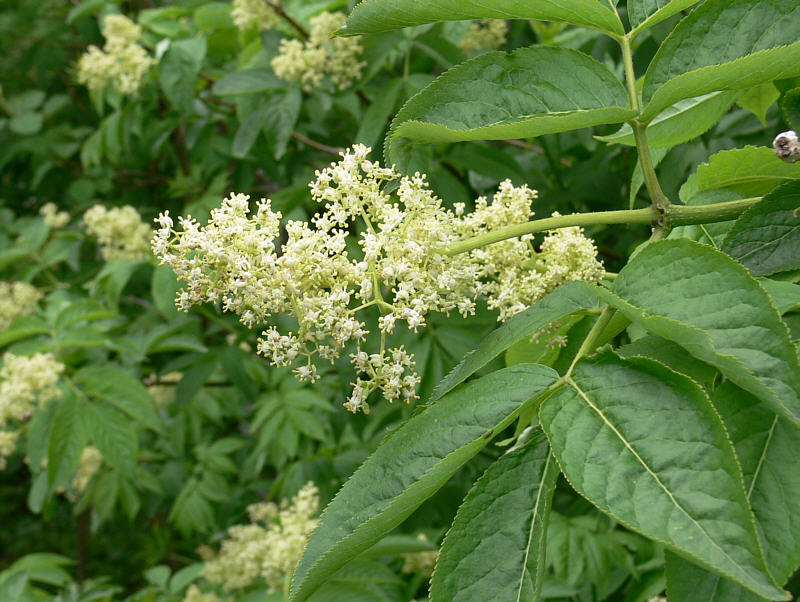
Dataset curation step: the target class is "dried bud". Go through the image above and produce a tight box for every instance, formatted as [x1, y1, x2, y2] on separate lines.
[773, 130, 800, 163]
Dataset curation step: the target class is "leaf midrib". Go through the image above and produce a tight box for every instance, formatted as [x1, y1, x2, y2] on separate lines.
[515, 450, 552, 602]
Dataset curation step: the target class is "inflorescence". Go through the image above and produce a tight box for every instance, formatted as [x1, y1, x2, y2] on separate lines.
[153, 145, 604, 412]
[84, 204, 153, 262]
[76, 14, 155, 95]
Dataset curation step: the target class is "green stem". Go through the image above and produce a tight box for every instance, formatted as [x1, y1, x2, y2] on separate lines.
[566, 306, 614, 377]
[439, 198, 761, 256]
[620, 35, 669, 211]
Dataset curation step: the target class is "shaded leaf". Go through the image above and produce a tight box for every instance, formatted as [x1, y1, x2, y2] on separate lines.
[698, 147, 800, 197]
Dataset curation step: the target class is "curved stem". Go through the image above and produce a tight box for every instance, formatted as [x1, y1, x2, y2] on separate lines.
[438, 197, 761, 256]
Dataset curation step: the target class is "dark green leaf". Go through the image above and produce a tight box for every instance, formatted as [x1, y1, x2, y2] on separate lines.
[290, 364, 559, 601]
[595, 239, 800, 427]
[641, 0, 800, 121]
[430, 430, 558, 601]
[86, 402, 138, 477]
[388, 47, 636, 169]
[212, 69, 285, 96]
[160, 37, 207, 114]
[540, 353, 785, 600]
[261, 88, 302, 159]
[721, 181, 800, 276]
[356, 78, 403, 149]
[628, 0, 701, 32]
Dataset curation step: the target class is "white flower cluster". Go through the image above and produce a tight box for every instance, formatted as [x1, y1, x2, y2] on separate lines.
[0, 352, 65, 469]
[40, 203, 70, 228]
[71, 446, 103, 496]
[460, 19, 508, 54]
[457, 184, 604, 321]
[202, 482, 319, 592]
[84, 204, 153, 262]
[271, 12, 365, 91]
[76, 14, 155, 94]
[231, 0, 280, 32]
[0, 281, 42, 332]
[154, 145, 605, 411]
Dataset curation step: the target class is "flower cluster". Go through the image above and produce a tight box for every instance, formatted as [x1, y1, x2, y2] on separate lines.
[40, 202, 70, 228]
[154, 146, 605, 411]
[0, 281, 42, 332]
[84, 204, 152, 262]
[0, 352, 65, 469]
[457, 183, 604, 321]
[76, 14, 155, 94]
[401, 534, 439, 577]
[202, 482, 320, 592]
[71, 446, 103, 496]
[271, 12, 365, 91]
[231, 0, 279, 32]
[460, 19, 508, 54]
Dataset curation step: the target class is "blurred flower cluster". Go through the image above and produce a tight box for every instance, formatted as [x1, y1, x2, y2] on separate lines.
[199, 482, 319, 593]
[40, 202, 70, 228]
[154, 145, 604, 412]
[0, 281, 41, 332]
[271, 12, 365, 91]
[0, 352, 65, 469]
[76, 14, 155, 94]
[231, 0, 279, 32]
[84, 204, 153, 262]
[460, 19, 508, 54]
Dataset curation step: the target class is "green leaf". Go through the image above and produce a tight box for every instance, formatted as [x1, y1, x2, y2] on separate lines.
[232, 104, 263, 158]
[781, 87, 800, 131]
[667, 380, 800, 600]
[597, 91, 739, 148]
[760, 279, 800, 314]
[151, 265, 181, 318]
[430, 430, 559, 601]
[66, 0, 106, 24]
[341, 0, 625, 37]
[698, 147, 800, 197]
[212, 69, 286, 96]
[9, 113, 43, 136]
[594, 239, 800, 427]
[430, 281, 598, 402]
[73, 366, 163, 434]
[387, 47, 636, 169]
[85, 402, 138, 477]
[48, 393, 88, 489]
[737, 82, 780, 125]
[721, 181, 800, 276]
[540, 352, 786, 600]
[160, 37, 207, 114]
[0, 315, 50, 348]
[617, 334, 719, 389]
[641, 0, 800, 122]
[290, 364, 559, 601]
[628, 0, 702, 34]
[0, 572, 28, 602]
[261, 88, 302, 160]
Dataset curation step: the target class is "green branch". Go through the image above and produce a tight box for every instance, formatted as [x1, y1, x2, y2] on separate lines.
[439, 197, 761, 256]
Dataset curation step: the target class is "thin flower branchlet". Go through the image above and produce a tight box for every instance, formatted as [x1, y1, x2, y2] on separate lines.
[271, 12, 365, 91]
[76, 14, 155, 95]
[154, 145, 605, 413]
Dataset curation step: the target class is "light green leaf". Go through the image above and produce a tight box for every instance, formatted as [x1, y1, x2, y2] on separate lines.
[48, 393, 88, 489]
[86, 402, 138, 477]
[737, 82, 780, 125]
[698, 147, 800, 197]
[160, 37, 207, 114]
[261, 88, 302, 160]
[0, 571, 28, 602]
[760, 279, 800, 314]
[628, 0, 701, 35]
[641, 0, 800, 122]
[594, 239, 800, 427]
[73, 366, 163, 434]
[9, 113, 43, 136]
[0, 315, 49, 348]
[540, 353, 786, 600]
[290, 364, 560, 601]
[617, 334, 719, 389]
[721, 181, 800, 277]
[341, 0, 625, 37]
[597, 91, 739, 148]
[356, 78, 403, 149]
[665, 381, 800, 600]
[430, 281, 599, 402]
[388, 47, 636, 169]
[430, 430, 559, 602]
[212, 69, 285, 96]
